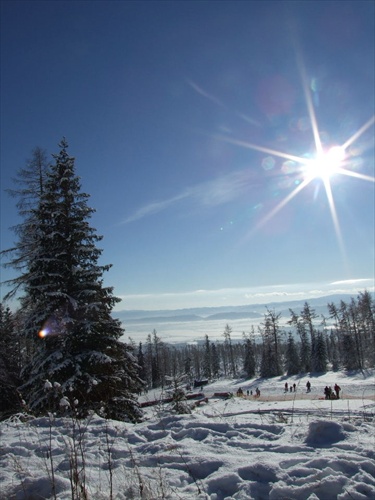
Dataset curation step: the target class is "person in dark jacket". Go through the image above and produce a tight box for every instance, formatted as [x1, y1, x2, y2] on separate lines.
[324, 386, 330, 399]
[334, 383, 341, 399]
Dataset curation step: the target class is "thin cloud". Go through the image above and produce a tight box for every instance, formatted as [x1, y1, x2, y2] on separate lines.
[187, 79, 261, 128]
[191, 171, 255, 206]
[123, 192, 189, 223]
[187, 79, 227, 109]
[330, 278, 373, 285]
[122, 170, 257, 224]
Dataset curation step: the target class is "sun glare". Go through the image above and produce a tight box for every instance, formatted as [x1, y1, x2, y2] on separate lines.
[305, 146, 346, 180]
[213, 92, 374, 264]
[195, 46, 374, 269]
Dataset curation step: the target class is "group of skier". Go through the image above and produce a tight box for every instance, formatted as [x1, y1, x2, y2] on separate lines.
[324, 383, 341, 399]
[281, 380, 342, 399]
[284, 382, 297, 393]
[237, 381, 342, 400]
[236, 387, 261, 397]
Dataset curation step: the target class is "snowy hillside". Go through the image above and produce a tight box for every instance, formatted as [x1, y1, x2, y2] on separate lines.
[1, 370, 374, 499]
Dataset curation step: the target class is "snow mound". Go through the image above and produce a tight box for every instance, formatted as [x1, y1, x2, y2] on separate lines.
[305, 420, 346, 446]
[10, 476, 70, 500]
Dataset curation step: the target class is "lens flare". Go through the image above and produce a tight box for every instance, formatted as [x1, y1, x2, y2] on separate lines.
[38, 329, 48, 338]
[37, 315, 68, 339]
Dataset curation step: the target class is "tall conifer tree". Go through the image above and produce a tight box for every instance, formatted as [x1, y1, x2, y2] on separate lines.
[13, 139, 142, 421]
[243, 334, 256, 378]
[1, 147, 50, 301]
[202, 335, 212, 379]
[0, 304, 22, 416]
[285, 332, 300, 375]
[313, 331, 328, 373]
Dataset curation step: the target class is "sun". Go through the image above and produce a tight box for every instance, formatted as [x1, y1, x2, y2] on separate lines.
[191, 47, 374, 272]
[305, 146, 346, 181]
[213, 109, 374, 257]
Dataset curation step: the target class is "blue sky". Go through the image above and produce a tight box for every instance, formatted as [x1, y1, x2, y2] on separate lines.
[1, 1, 374, 311]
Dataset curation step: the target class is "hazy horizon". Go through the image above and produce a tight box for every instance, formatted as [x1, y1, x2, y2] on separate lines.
[118, 286, 374, 344]
[114, 278, 374, 312]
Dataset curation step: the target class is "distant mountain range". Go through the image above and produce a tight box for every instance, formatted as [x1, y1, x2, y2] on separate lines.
[115, 293, 373, 325]
[121, 311, 263, 324]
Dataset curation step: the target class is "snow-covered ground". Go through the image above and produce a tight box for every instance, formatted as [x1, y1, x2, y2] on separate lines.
[1, 370, 374, 499]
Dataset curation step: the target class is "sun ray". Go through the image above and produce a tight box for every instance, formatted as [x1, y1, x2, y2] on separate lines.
[322, 178, 345, 254]
[342, 115, 375, 150]
[322, 176, 351, 276]
[297, 51, 324, 156]
[251, 176, 312, 234]
[335, 168, 375, 183]
[213, 135, 307, 165]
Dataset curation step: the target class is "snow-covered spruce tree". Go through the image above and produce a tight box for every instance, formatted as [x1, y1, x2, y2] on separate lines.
[1, 147, 51, 302]
[300, 302, 319, 371]
[341, 333, 359, 370]
[338, 299, 363, 371]
[327, 330, 340, 371]
[223, 324, 237, 377]
[149, 329, 163, 388]
[243, 332, 256, 378]
[327, 301, 346, 369]
[260, 308, 282, 378]
[313, 331, 328, 373]
[292, 311, 311, 373]
[183, 350, 191, 379]
[165, 373, 191, 415]
[17, 139, 142, 421]
[0, 304, 23, 417]
[137, 342, 146, 385]
[202, 334, 212, 380]
[356, 290, 375, 366]
[285, 332, 300, 376]
[210, 343, 220, 378]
